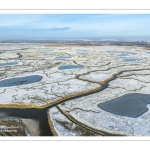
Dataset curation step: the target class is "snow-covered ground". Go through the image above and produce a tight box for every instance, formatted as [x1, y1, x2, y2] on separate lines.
[1, 43, 150, 136]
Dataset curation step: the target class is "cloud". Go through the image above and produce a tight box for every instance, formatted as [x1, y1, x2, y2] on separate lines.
[47, 27, 71, 31]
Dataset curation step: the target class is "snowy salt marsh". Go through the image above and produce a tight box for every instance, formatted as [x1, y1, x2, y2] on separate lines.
[58, 65, 84, 70]
[0, 44, 150, 136]
[98, 93, 150, 118]
[0, 75, 43, 87]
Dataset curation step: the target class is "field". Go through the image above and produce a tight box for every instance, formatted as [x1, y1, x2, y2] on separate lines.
[0, 41, 150, 136]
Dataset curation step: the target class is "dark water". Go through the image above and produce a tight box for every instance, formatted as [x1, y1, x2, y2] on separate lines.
[0, 74, 113, 136]
[55, 56, 72, 59]
[98, 93, 150, 118]
[0, 108, 52, 136]
[58, 65, 84, 70]
[117, 52, 132, 57]
[0, 71, 117, 136]
[123, 58, 142, 62]
[0, 61, 18, 67]
[0, 84, 109, 136]
[0, 75, 43, 87]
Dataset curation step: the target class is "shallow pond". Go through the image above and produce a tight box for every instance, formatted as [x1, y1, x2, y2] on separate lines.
[58, 65, 84, 70]
[98, 93, 150, 118]
[117, 52, 132, 57]
[0, 73, 111, 136]
[0, 61, 19, 67]
[0, 75, 43, 87]
[145, 52, 150, 54]
[106, 50, 114, 52]
[123, 58, 142, 62]
[44, 54, 55, 56]
[55, 56, 72, 59]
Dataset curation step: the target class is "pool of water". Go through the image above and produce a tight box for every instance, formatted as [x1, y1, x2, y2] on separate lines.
[55, 56, 72, 59]
[106, 50, 114, 52]
[98, 93, 150, 118]
[0, 75, 43, 87]
[117, 52, 132, 57]
[76, 50, 89, 55]
[0, 61, 19, 67]
[123, 58, 142, 62]
[44, 54, 55, 56]
[145, 52, 150, 54]
[58, 65, 84, 70]
[0, 73, 113, 136]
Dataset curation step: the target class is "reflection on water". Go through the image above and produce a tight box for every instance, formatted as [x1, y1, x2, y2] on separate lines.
[22, 119, 40, 136]
[0, 108, 52, 136]
[0, 112, 8, 118]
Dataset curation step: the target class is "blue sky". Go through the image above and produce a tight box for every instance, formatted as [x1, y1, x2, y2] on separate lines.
[0, 14, 150, 40]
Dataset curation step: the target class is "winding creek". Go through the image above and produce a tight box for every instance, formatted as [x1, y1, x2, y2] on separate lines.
[1, 43, 150, 136]
[0, 68, 115, 136]
[1, 65, 150, 136]
[0, 108, 53, 136]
